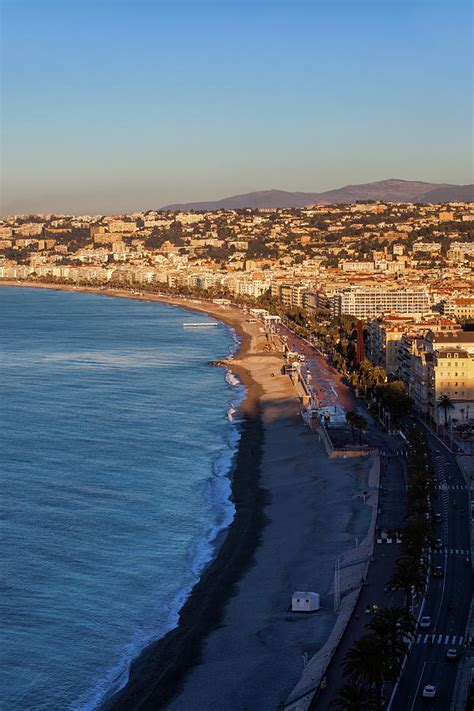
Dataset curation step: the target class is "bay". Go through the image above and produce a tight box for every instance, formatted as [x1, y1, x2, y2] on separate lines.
[0, 287, 243, 710]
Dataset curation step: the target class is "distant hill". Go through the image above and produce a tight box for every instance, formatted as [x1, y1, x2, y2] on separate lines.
[416, 184, 474, 203]
[160, 178, 471, 211]
[161, 189, 320, 211]
[314, 178, 451, 204]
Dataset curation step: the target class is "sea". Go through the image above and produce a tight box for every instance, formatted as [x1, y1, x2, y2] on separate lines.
[1, 286, 245, 711]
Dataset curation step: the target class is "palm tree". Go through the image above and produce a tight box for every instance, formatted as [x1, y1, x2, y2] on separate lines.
[368, 606, 415, 679]
[343, 634, 387, 706]
[371, 365, 387, 386]
[331, 681, 379, 710]
[354, 413, 368, 445]
[348, 371, 361, 391]
[346, 410, 357, 441]
[437, 393, 454, 428]
[388, 556, 426, 612]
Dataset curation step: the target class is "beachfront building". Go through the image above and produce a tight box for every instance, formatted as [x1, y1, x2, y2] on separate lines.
[330, 287, 432, 319]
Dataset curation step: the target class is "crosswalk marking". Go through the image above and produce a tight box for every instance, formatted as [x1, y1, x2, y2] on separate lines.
[432, 548, 470, 556]
[415, 634, 464, 646]
[435, 484, 466, 491]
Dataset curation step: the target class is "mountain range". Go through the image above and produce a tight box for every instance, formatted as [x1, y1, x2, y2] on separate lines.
[161, 179, 473, 211]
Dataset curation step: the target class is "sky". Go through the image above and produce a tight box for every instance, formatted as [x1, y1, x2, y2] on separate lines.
[1, 0, 473, 215]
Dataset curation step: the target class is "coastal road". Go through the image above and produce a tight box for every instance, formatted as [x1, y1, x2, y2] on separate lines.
[274, 324, 357, 412]
[273, 322, 472, 708]
[388, 427, 472, 711]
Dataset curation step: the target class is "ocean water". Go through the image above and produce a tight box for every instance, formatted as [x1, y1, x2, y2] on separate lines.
[0, 287, 244, 711]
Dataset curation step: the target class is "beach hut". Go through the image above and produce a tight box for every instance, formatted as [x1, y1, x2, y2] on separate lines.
[291, 591, 320, 613]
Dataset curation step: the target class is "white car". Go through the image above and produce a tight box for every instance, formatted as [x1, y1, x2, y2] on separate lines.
[419, 616, 431, 629]
[422, 684, 437, 698]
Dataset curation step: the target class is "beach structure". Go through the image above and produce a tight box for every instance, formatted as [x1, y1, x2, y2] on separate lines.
[291, 591, 320, 613]
[249, 308, 269, 318]
[263, 314, 282, 326]
[182, 322, 218, 328]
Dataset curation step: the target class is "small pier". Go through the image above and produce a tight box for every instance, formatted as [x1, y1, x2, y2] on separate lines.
[183, 322, 218, 328]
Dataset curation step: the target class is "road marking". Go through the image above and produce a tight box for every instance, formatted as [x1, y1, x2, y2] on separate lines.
[410, 661, 428, 711]
[415, 634, 465, 646]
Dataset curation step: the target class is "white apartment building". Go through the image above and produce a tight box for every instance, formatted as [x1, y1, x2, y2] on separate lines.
[332, 288, 431, 319]
[447, 242, 474, 261]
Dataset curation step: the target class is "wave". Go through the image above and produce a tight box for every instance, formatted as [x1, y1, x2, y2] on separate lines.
[74, 354, 247, 711]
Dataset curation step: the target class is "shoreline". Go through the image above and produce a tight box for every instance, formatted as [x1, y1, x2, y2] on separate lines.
[1, 281, 272, 709]
[2, 281, 375, 710]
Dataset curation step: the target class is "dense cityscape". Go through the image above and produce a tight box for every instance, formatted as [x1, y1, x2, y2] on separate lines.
[1, 200, 473, 433]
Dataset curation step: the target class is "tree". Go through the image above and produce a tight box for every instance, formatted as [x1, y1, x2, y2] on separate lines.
[354, 414, 368, 444]
[346, 411, 358, 441]
[374, 381, 412, 426]
[388, 556, 426, 612]
[371, 365, 387, 386]
[368, 606, 415, 679]
[331, 681, 379, 710]
[343, 634, 387, 706]
[437, 393, 454, 428]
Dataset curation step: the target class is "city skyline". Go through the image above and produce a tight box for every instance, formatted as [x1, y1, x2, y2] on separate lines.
[1, 0, 473, 215]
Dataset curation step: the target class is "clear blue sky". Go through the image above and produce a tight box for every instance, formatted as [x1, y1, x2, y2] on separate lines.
[1, 0, 472, 214]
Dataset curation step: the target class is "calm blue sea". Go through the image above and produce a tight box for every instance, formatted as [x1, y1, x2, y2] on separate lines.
[0, 287, 244, 711]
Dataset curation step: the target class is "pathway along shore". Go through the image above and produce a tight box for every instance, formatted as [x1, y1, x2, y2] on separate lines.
[1, 283, 373, 710]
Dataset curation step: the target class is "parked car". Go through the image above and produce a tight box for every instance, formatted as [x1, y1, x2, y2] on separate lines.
[435, 512, 442, 523]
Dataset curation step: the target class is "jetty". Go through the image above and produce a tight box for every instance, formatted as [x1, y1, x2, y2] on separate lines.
[183, 322, 218, 328]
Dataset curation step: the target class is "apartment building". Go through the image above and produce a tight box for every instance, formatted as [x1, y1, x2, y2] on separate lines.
[368, 315, 459, 376]
[440, 298, 474, 321]
[367, 315, 416, 375]
[400, 330, 474, 424]
[447, 242, 474, 261]
[331, 287, 431, 319]
[428, 347, 473, 425]
[106, 219, 137, 233]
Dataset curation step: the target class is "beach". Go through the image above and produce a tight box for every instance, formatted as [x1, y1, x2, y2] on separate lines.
[1, 282, 373, 709]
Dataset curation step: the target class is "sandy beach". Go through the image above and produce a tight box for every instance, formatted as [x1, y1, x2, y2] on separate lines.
[2, 282, 374, 710]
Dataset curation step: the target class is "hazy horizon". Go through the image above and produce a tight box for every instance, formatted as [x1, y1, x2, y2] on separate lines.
[1, 0, 473, 215]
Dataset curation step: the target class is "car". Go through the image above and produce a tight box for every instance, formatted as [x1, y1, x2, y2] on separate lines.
[419, 616, 431, 629]
[435, 512, 442, 522]
[432, 565, 443, 578]
[446, 648, 458, 662]
[422, 684, 437, 699]
[434, 538, 443, 549]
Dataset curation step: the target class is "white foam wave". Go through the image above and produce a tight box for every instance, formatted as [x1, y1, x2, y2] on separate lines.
[75, 369, 246, 711]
